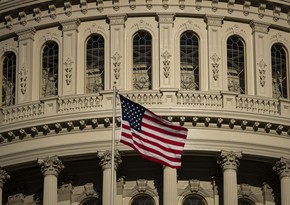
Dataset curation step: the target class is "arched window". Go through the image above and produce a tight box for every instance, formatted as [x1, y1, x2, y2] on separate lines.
[131, 194, 155, 205]
[41, 41, 59, 98]
[133, 30, 152, 90]
[182, 194, 207, 205]
[2, 52, 16, 106]
[271, 43, 288, 98]
[227, 35, 246, 94]
[180, 31, 199, 90]
[238, 198, 255, 205]
[80, 197, 100, 205]
[86, 34, 105, 93]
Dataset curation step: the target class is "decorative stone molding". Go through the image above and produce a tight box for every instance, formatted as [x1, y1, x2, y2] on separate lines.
[243, 1, 251, 16]
[38, 156, 64, 177]
[179, 0, 185, 10]
[131, 19, 152, 30]
[157, 13, 175, 24]
[58, 183, 73, 195]
[7, 131, 16, 141]
[19, 66, 28, 95]
[64, 1, 72, 17]
[42, 31, 60, 42]
[273, 6, 281, 22]
[240, 184, 251, 197]
[67, 121, 74, 131]
[18, 11, 27, 26]
[258, 4, 266, 18]
[276, 125, 283, 135]
[273, 157, 290, 178]
[97, 0, 104, 12]
[257, 59, 267, 87]
[161, 50, 171, 78]
[85, 23, 105, 34]
[241, 120, 247, 130]
[227, 0, 234, 14]
[8, 193, 25, 204]
[210, 53, 221, 81]
[33, 8, 42, 23]
[264, 123, 272, 133]
[16, 28, 36, 41]
[64, 57, 74, 86]
[188, 179, 200, 192]
[98, 150, 122, 170]
[229, 119, 235, 129]
[212, 0, 218, 12]
[196, 0, 202, 11]
[31, 126, 38, 137]
[270, 33, 289, 44]
[204, 15, 223, 27]
[250, 21, 270, 34]
[79, 120, 86, 130]
[80, 0, 88, 14]
[84, 183, 98, 196]
[55, 123, 62, 133]
[146, 0, 153, 9]
[112, 52, 122, 80]
[4, 15, 13, 30]
[162, 0, 169, 10]
[43, 125, 50, 135]
[113, 0, 120, 11]
[0, 167, 10, 188]
[19, 129, 27, 139]
[130, 0, 136, 10]
[253, 121, 260, 131]
[108, 14, 127, 26]
[104, 118, 110, 128]
[217, 151, 242, 171]
[61, 19, 81, 31]
[179, 20, 200, 31]
[0, 42, 17, 55]
[226, 25, 246, 36]
[288, 11, 290, 25]
[49, 4, 57, 19]
[136, 179, 147, 192]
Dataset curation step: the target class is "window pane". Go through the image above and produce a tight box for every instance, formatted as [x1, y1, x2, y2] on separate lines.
[238, 198, 255, 205]
[271, 43, 288, 98]
[133, 30, 152, 90]
[2, 52, 16, 106]
[41, 41, 59, 98]
[183, 195, 207, 205]
[81, 197, 100, 205]
[86, 35, 105, 93]
[227, 36, 246, 94]
[180, 31, 199, 90]
[131, 194, 155, 205]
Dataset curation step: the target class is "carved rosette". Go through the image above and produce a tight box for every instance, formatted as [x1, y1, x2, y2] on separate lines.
[257, 59, 267, 87]
[0, 167, 10, 188]
[98, 150, 122, 170]
[19, 66, 28, 94]
[210, 53, 221, 81]
[218, 151, 242, 171]
[112, 52, 122, 80]
[161, 50, 172, 78]
[64, 57, 74, 85]
[38, 156, 64, 177]
[273, 157, 290, 178]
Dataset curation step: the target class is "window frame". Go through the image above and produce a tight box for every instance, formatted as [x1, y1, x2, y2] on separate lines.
[182, 194, 207, 205]
[130, 193, 156, 205]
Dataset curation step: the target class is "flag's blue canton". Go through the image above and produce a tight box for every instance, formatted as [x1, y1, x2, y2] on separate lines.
[120, 95, 145, 132]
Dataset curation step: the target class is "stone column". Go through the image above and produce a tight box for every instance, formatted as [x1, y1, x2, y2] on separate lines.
[163, 166, 177, 205]
[60, 19, 80, 96]
[273, 157, 290, 205]
[0, 168, 10, 205]
[204, 15, 224, 91]
[15, 28, 36, 103]
[99, 150, 122, 205]
[38, 156, 64, 205]
[108, 14, 126, 90]
[250, 21, 271, 97]
[217, 151, 242, 205]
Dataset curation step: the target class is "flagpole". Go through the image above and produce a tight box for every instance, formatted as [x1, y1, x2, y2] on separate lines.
[111, 83, 116, 205]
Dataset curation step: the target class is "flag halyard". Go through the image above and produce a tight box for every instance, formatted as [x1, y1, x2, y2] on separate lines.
[119, 94, 188, 168]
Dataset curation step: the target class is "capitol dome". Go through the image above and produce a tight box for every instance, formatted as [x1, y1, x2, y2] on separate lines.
[0, 0, 290, 205]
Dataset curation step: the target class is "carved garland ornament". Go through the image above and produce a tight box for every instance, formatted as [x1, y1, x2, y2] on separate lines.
[210, 53, 221, 81]
[257, 59, 267, 87]
[64, 57, 74, 85]
[161, 50, 172, 78]
[112, 52, 122, 80]
[19, 66, 28, 94]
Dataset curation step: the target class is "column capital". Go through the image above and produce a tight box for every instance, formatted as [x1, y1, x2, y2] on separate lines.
[15, 27, 36, 41]
[38, 156, 64, 177]
[108, 14, 127, 26]
[217, 150, 242, 171]
[0, 167, 10, 188]
[156, 13, 175, 24]
[273, 157, 290, 178]
[204, 15, 224, 27]
[250, 20, 270, 34]
[98, 150, 122, 170]
[60, 19, 81, 32]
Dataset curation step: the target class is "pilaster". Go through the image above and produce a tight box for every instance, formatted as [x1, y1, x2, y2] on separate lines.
[0, 167, 10, 205]
[108, 14, 126, 90]
[273, 157, 290, 205]
[163, 166, 177, 205]
[250, 21, 271, 98]
[204, 15, 224, 91]
[217, 151, 242, 205]
[38, 156, 64, 205]
[99, 150, 122, 205]
[15, 28, 36, 103]
[157, 13, 175, 89]
[60, 19, 80, 96]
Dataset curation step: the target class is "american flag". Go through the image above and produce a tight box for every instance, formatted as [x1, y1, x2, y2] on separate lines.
[119, 95, 188, 168]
